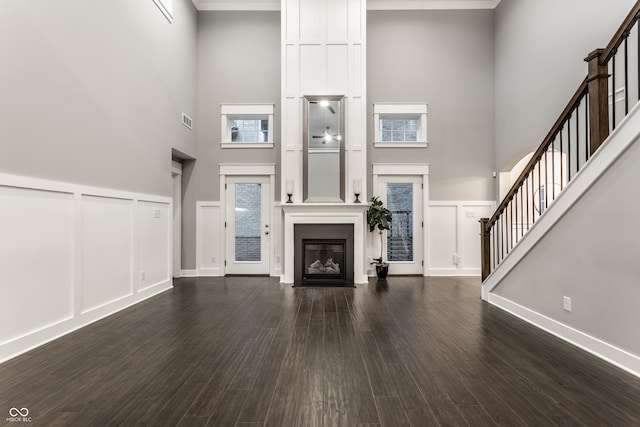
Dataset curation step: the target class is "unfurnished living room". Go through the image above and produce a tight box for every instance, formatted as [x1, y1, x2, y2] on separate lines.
[1, 0, 640, 425]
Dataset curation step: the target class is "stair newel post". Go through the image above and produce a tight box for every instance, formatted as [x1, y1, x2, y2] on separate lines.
[480, 218, 490, 281]
[585, 48, 610, 155]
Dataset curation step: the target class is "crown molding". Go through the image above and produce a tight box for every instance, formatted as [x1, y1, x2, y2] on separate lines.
[192, 0, 501, 11]
[368, 0, 501, 10]
[193, 0, 280, 11]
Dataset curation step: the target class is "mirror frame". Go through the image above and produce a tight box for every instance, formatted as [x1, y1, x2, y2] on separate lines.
[302, 95, 346, 203]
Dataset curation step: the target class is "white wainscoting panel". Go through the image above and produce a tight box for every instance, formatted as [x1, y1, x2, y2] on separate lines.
[327, 0, 349, 39]
[326, 44, 349, 92]
[460, 203, 493, 272]
[197, 202, 222, 276]
[0, 186, 74, 345]
[81, 195, 133, 313]
[300, 0, 322, 39]
[428, 201, 494, 276]
[0, 173, 172, 363]
[299, 44, 323, 92]
[428, 204, 458, 273]
[138, 201, 171, 291]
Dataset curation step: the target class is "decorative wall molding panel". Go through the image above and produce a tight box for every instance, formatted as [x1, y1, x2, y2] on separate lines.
[428, 201, 494, 276]
[196, 201, 222, 277]
[0, 173, 172, 363]
[281, 0, 367, 203]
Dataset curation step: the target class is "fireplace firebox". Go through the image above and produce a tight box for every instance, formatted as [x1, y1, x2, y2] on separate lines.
[302, 239, 346, 285]
[294, 224, 354, 287]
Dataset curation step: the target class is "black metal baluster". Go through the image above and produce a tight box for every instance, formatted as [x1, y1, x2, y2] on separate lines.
[520, 186, 524, 240]
[501, 214, 505, 261]
[552, 137, 556, 201]
[585, 92, 590, 162]
[567, 118, 572, 182]
[513, 189, 519, 243]
[637, 14, 640, 102]
[560, 129, 564, 190]
[509, 199, 513, 252]
[544, 147, 548, 211]
[624, 33, 629, 115]
[612, 49, 617, 130]
[524, 175, 528, 231]
[494, 225, 498, 270]
[575, 102, 580, 172]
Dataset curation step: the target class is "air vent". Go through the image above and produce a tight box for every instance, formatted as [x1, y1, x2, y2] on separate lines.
[182, 113, 193, 130]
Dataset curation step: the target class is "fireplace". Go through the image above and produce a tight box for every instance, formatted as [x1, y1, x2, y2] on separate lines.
[302, 239, 346, 285]
[294, 224, 354, 286]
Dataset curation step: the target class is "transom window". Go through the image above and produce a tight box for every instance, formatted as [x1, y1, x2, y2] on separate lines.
[374, 103, 428, 148]
[380, 118, 418, 142]
[221, 104, 274, 148]
[231, 119, 268, 142]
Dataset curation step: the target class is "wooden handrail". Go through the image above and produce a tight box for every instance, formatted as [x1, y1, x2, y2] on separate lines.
[485, 80, 588, 230]
[601, 2, 640, 64]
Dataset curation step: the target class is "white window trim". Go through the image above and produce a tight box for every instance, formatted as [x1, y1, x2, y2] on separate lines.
[220, 103, 275, 149]
[153, 0, 174, 23]
[373, 103, 428, 148]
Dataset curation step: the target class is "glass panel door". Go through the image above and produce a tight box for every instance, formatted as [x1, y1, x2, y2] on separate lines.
[225, 176, 270, 275]
[379, 176, 423, 275]
[386, 183, 414, 262]
[234, 183, 261, 262]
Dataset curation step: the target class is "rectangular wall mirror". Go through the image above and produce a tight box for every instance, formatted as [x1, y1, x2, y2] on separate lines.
[303, 95, 345, 203]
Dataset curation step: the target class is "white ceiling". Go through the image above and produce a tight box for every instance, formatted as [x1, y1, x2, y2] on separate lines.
[192, 0, 502, 11]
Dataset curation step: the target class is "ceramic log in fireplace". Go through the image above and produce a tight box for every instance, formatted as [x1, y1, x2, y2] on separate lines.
[302, 239, 346, 285]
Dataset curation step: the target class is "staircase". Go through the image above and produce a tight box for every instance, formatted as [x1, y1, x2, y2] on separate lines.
[481, 2, 640, 378]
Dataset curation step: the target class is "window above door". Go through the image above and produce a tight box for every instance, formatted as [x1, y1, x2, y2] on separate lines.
[373, 103, 428, 148]
[220, 104, 275, 149]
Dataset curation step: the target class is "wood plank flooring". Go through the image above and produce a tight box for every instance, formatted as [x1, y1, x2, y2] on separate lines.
[1, 276, 640, 426]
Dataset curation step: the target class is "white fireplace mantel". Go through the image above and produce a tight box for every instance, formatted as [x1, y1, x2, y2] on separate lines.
[281, 203, 369, 285]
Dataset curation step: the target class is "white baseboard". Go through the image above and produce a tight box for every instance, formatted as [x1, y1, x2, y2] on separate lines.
[197, 267, 222, 277]
[428, 268, 480, 277]
[180, 269, 198, 277]
[0, 280, 172, 364]
[488, 293, 640, 379]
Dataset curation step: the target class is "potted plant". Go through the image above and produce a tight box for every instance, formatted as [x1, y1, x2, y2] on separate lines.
[366, 196, 392, 279]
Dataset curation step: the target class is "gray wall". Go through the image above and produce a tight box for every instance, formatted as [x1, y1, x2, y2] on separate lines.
[494, 130, 640, 356]
[0, 0, 198, 197]
[182, 11, 281, 269]
[367, 10, 495, 201]
[494, 0, 635, 172]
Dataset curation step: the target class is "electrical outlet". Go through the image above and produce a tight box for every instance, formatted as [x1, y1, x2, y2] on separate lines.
[141, 271, 146, 281]
[211, 256, 216, 264]
[563, 296, 572, 312]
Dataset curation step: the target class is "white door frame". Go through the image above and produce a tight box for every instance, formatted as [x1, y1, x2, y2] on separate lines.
[372, 163, 430, 277]
[220, 164, 276, 276]
[171, 161, 183, 278]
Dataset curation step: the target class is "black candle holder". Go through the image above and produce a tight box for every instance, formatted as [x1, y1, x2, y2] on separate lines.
[354, 193, 361, 203]
[286, 193, 293, 203]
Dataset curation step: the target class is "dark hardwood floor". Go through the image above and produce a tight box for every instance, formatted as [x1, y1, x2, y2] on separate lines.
[2, 276, 639, 426]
